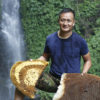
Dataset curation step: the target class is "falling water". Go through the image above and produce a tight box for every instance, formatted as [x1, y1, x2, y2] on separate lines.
[0, 0, 25, 99]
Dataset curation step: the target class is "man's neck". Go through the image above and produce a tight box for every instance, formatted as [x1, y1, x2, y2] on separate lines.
[58, 30, 72, 39]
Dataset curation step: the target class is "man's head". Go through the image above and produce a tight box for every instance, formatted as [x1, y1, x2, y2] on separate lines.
[58, 8, 75, 33]
[59, 8, 75, 19]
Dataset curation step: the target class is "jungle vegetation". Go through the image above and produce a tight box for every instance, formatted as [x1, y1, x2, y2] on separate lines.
[20, 0, 100, 99]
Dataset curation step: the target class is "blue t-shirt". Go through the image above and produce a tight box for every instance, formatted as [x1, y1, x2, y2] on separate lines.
[44, 32, 89, 77]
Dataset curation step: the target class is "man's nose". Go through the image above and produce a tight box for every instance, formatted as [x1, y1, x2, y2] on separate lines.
[63, 21, 68, 25]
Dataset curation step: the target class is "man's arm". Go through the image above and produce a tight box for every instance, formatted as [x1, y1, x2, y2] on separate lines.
[38, 53, 50, 61]
[14, 88, 24, 100]
[81, 52, 92, 75]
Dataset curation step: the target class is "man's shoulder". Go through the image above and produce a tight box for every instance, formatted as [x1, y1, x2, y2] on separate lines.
[73, 32, 85, 41]
[47, 32, 57, 40]
[73, 32, 88, 51]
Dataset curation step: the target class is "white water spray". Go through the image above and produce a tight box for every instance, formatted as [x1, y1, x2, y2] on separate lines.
[0, 0, 25, 99]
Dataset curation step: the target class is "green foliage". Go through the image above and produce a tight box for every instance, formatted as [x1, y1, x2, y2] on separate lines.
[74, 0, 100, 37]
[87, 28, 100, 76]
[96, 18, 100, 26]
[20, 0, 100, 99]
[78, 0, 99, 17]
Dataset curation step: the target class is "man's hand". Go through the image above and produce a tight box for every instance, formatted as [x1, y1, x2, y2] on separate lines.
[81, 72, 87, 76]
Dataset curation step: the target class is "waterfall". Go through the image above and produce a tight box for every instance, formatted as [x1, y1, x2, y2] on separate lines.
[0, 0, 25, 99]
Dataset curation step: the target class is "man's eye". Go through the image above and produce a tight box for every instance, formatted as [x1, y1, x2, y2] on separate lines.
[67, 19, 71, 22]
[61, 19, 66, 22]
[60, 19, 71, 22]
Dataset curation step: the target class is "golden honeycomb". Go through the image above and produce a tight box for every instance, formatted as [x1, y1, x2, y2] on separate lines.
[10, 60, 48, 99]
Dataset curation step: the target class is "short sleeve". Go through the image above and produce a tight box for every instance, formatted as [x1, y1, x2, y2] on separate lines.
[43, 38, 50, 54]
[80, 38, 89, 56]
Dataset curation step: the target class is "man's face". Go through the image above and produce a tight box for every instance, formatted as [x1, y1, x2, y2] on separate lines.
[59, 12, 75, 33]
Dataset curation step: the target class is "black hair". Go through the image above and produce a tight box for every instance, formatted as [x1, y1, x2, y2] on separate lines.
[59, 8, 75, 18]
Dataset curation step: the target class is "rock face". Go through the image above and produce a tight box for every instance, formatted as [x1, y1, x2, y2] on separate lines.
[53, 73, 100, 100]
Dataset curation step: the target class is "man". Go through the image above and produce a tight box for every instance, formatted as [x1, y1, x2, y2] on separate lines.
[14, 8, 91, 100]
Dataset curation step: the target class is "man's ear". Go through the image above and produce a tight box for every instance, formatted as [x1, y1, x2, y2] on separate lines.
[73, 20, 75, 26]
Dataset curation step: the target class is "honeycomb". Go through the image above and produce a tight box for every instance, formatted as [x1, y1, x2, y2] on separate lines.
[10, 60, 48, 99]
[53, 73, 100, 100]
